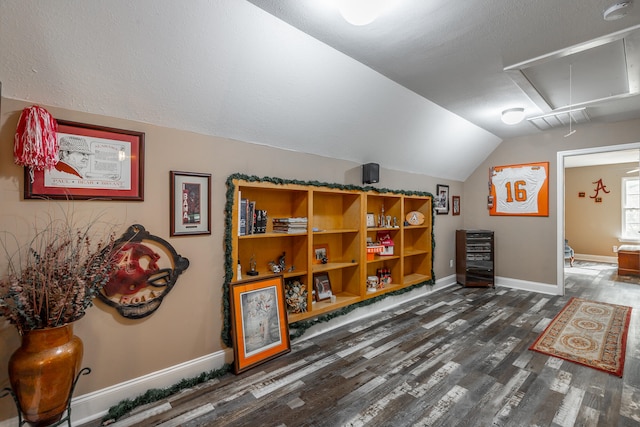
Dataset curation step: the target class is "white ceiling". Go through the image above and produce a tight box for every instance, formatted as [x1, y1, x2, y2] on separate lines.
[1, 1, 640, 181]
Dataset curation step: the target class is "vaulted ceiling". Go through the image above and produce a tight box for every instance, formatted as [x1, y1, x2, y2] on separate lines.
[1, 1, 639, 181]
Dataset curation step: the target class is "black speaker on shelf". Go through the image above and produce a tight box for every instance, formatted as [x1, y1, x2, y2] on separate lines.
[362, 163, 379, 184]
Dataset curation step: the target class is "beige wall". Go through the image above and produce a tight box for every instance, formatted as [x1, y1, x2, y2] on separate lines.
[463, 119, 640, 286]
[0, 98, 462, 420]
[565, 163, 638, 257]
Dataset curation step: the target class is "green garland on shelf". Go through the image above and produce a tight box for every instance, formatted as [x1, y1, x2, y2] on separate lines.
[222, 173, 436, 347]
[101, 364, 232, 424]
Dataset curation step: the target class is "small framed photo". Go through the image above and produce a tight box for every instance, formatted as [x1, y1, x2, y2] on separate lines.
[25, 120, 145, 200]
[313, 272, 333, 301]
[435, 184, 449, 215]
[229, 274, 291, 374]
[170, 171, 211, 236]
[366, 213, 376, 228]
[313, 244, 329, 264]
[452, 195, 460, 216]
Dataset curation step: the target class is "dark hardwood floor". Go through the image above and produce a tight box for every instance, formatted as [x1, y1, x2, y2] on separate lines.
[90, 261, 640, 426]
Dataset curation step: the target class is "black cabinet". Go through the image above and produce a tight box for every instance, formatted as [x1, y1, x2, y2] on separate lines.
[456, 229, 494, 288]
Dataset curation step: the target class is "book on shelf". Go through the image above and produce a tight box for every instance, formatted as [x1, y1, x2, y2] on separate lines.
[238, 196, 267, 235]
[239, 197, 247, 236]
[272, 217, 308, 233]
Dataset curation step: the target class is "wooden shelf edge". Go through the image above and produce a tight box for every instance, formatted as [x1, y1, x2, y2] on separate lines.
[239, 232, 308, 239]
[313, 228, 359, 235]
[287, 293, 361, 323]
[312, 262, 359, 273]
[403, 273, 431, 286]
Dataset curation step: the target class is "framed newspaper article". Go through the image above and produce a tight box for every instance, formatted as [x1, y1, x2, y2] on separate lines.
[25, 120, 145, 201]
[489, 161, 549, 216]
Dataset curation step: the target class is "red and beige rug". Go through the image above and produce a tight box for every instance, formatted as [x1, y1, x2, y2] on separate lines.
[530, 297, 632, 377]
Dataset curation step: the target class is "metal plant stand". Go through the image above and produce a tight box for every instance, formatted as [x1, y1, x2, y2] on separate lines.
[1, 367, 91, 427]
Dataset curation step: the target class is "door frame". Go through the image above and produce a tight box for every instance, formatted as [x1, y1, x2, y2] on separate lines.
[557, 142, 640, 295]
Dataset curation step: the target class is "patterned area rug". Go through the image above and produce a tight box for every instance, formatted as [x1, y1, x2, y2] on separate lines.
[530, 297, 632, 377]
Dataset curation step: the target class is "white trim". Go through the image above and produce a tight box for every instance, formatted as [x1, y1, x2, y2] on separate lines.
[0, 350, 232, 427]
[557, 142, 640, 297]
[574, 254, 618, 264]
[496, 276, 562, 295]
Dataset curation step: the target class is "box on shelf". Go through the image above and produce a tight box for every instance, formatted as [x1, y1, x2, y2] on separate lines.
[377, 231, 394, 256]
[366, 245, 384, 260]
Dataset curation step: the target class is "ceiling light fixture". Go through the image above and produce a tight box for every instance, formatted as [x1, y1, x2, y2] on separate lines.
[337, 0, 386, 26]
[501, 108, 525, 125]
[603, 1, 632, 20]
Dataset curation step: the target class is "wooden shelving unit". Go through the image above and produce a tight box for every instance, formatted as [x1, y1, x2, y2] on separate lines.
[231, 179, 433, 323]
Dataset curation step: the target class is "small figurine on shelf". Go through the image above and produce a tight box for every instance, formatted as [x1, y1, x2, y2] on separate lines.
[269, 252, 287, 274]
[247, 254, 259, 276]
[268, 261, 281, 273]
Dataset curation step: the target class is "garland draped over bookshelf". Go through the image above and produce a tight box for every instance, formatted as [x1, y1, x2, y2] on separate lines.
[222, 173, 436, 347]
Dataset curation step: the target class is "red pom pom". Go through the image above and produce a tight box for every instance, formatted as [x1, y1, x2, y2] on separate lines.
[14, 105, 59, 172]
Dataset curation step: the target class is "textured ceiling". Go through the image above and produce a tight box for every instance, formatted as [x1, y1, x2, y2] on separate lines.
[1, 1, 639, 181]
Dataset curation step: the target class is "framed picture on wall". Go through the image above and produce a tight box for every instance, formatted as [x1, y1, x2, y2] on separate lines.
[229, 274, 290, 374]
[25, 120, 145, 201]
[435, 184, 449, 214]
[489, 162, 549, 216]
[452, 195, 460, 216]
[170, 171, 211, 236]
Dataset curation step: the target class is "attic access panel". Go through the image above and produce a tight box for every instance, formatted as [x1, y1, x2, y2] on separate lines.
[505, 26, 640, 120]
[522, 39, 629, 109]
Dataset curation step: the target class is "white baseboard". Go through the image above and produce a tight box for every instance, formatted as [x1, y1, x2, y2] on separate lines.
[574, 253, 617, 264]
[1, 273, 560, 427]
[496, 276, 562, 295]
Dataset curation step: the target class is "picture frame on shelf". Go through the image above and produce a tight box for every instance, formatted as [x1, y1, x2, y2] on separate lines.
[25, 120, 145, 200]
[313, 272, 333, 301]
[366, 213, 376, 228]
[170, 171, 211, 236]
[452, 195, 460, 216]
[435, 184, 449, 215]
[229, 274, 290, 374]
[313, 244, 329, 264]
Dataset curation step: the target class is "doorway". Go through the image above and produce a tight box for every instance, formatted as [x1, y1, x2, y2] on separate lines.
[557, 143, 640, 295]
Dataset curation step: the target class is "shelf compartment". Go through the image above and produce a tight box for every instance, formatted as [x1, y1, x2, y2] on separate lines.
[404, 248, 429, 257]
[366, 194, 402, 228]
[312, 190, 361, 231]
[312, 262, 358, 273]
[237, 234, 308, 281]
[290, 292, 361, 322]
[313, 229, 359, 234]
[403, 273, 431, 286]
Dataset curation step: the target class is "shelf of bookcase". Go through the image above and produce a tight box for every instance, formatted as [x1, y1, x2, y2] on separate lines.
[367, 255, 400, 264]
[403, 248, 429, 257]
[403, 273, 431, 286]
[239, 232, 308, 239]
[313, 229, 359, 235]
[308, 292, 360, 317]
[312, 262, 358, 273]
[365, 282, 402, 296]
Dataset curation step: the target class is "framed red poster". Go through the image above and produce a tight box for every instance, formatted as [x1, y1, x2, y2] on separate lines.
[25, 120, 144, 201]
[489, 161, 549, 216]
